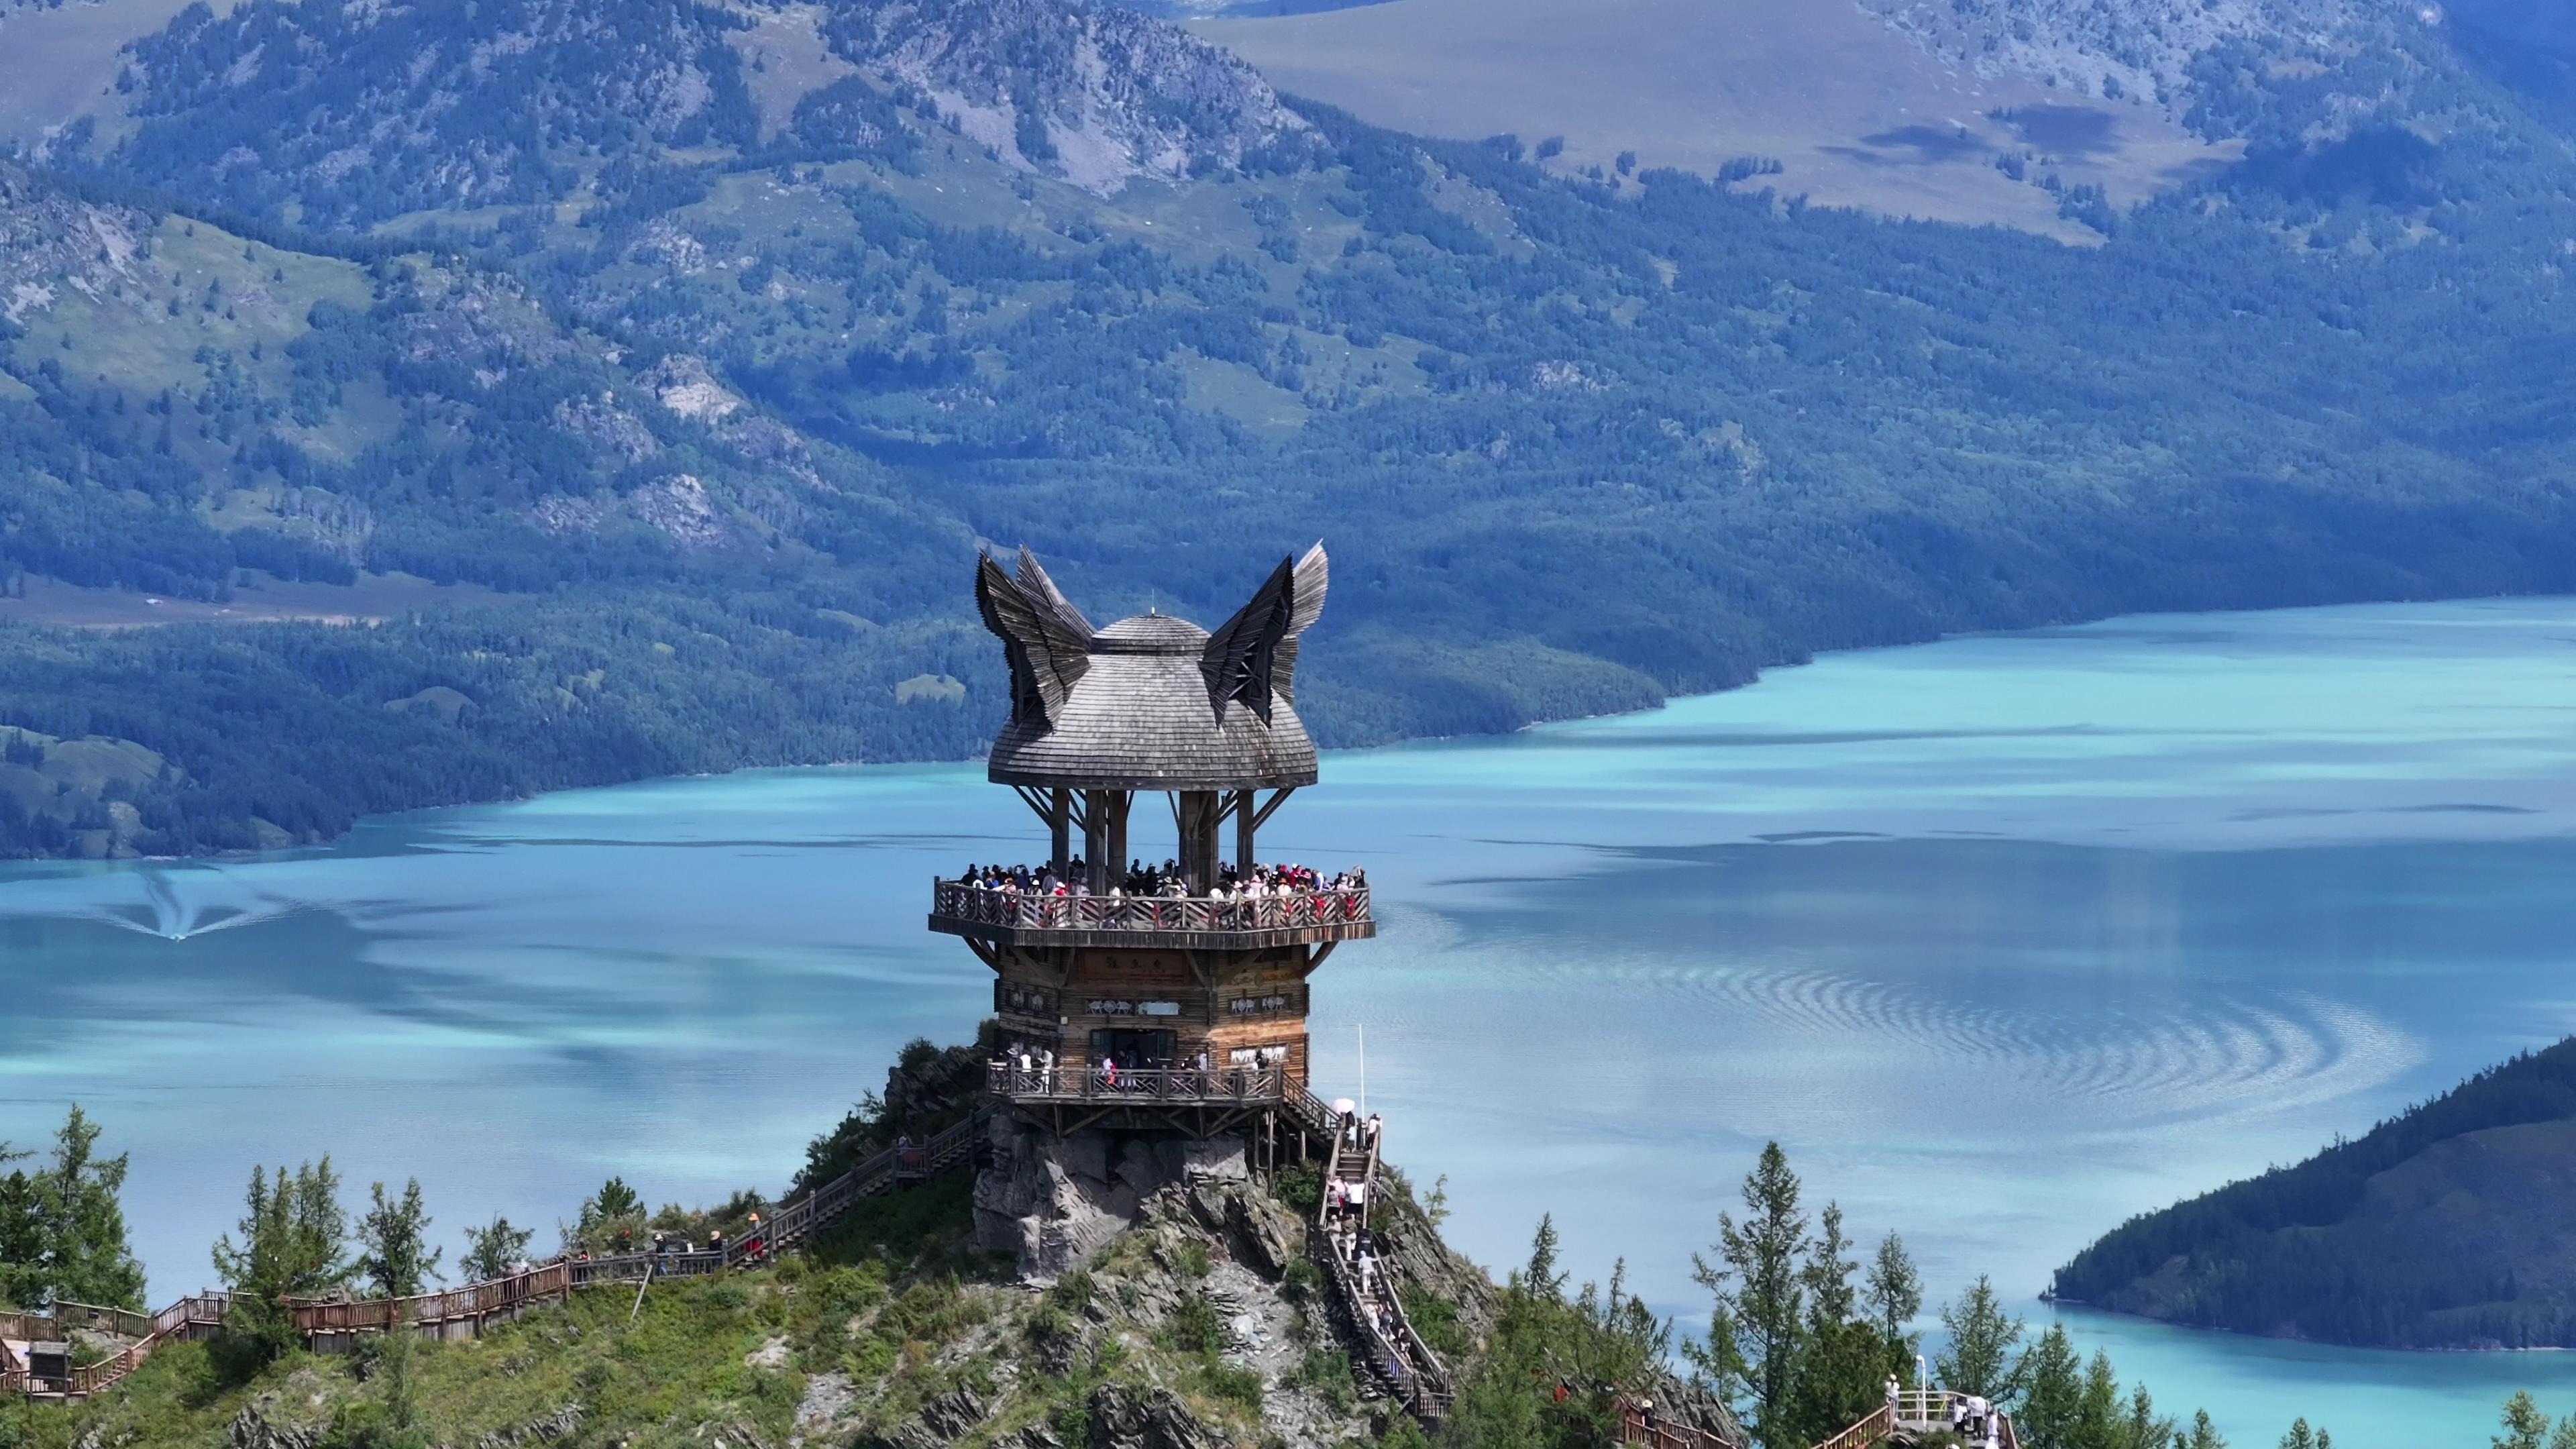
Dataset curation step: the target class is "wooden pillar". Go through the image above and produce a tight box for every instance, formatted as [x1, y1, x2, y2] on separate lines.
[1108, 792, 1130, 883]
[1232, 790, 1256, 875]
[1181, 791, 1220, 892]
[1083, 790, 1110, 893]
[1049, 788, 1071, 881]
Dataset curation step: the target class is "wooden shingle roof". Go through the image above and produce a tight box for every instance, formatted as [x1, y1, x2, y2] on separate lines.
[978, 547, 1328, 792]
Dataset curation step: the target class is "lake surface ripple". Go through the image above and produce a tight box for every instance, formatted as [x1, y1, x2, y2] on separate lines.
[10, 597, 2576, 1443]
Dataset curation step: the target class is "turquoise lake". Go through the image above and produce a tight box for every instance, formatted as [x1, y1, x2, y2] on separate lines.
[10, 596, 2576, 1442]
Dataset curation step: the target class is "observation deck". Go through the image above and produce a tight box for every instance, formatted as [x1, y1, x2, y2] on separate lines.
[983, 1061, 1344, 1139]
[928, 879, 1375, 951]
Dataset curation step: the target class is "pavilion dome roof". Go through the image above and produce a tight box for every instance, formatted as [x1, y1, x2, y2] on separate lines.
[975, 549, 1330, 793]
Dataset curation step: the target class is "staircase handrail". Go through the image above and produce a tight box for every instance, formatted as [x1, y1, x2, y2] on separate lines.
[1806, 1405, 1892, 1449]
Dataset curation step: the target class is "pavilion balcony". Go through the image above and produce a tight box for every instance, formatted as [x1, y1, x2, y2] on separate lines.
[987, 1062, 1295, 1104]
[928, 879, 1376, 949]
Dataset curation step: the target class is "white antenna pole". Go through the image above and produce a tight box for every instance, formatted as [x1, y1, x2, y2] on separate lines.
[1358, 1023, 1366, 1120]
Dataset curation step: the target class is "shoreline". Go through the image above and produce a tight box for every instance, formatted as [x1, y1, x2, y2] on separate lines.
[2049, 1299, 2576, 1357]
[38, 586, 2573, 868]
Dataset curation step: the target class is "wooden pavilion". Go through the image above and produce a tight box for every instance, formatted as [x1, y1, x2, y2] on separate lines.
[930, 545, 1373, 1140]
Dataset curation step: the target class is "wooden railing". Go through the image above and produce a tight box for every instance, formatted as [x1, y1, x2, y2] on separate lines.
[1807, 1405, 1890, 1449]
[1620, 1403, 1739, 1449]
[988, 1063, 1289, 1104]
[52, 1302, 153, 1340]
[3, 1110, 989, 1401]
[932, 880, 1371, 934]
[1839, 1388, 2018, 1449]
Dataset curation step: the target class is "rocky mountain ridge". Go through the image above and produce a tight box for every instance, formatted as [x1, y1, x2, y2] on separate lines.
[822, 0, 1317, 192]
[1857, 0, 2383, 112]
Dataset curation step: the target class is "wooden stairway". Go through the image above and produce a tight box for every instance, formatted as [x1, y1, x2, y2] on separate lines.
[1307, 1108, 1455, 1427]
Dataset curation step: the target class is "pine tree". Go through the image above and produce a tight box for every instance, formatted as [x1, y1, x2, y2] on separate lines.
[2014, 1323, 2084, 1448]
[461, 1214, 535, 1282]
[2074, 1349, 2121, 1449]
[356, 1178, 442, 1299]
[2499, 1392, 2552, 1449]
[1695, 1142, 1811, 1448]
[1935, 1276, 2025, 1402]
[1864, 1231, 1923, 1364]
[2184, 1408, 2229, 1449]
[1804, 1204, 1857, 1326]
[568, 1175, 647, 1254]
[0, 1106, 144, 1310]
[212, 1157, 349, 1366]
[2279, 1419, 2320, 1449]
[2120, 1382, 2175, 1449]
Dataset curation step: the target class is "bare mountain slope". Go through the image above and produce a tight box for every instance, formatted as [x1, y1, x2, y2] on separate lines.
[1193, 0, 2241, 241]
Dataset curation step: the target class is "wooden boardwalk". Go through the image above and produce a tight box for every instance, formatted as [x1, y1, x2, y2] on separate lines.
[1, 1112, 984, 1402]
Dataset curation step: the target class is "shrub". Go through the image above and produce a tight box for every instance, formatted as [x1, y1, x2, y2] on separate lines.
[1283, 1259, 1321, 1302]
[1200, 1360, 1262, 1413]
[1273, 1163, 1322, 1214]
[1169, 1293, 1224, 1355]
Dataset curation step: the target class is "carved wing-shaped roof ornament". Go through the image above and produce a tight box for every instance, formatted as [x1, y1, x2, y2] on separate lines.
[1201, 543, 1328, 723]
[1272, 543, 1327, 706]
[977, 550, 1093, 729]
[1014, 546, 1093, 641]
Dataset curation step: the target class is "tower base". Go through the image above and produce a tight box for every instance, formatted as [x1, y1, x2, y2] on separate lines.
[973, 1113, 1259, 1278]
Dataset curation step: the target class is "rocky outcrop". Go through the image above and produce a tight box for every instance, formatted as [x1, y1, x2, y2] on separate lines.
[821, 0, 1317, 193]
[227, 1401, 321, 1449]
[1858, 0, 2373, 111]
[1084, 1383, 1224, 1449]
[472, 1405, 584, 1449]
[974, 1114, 1252, 1277]
[0, 163, 153, 327]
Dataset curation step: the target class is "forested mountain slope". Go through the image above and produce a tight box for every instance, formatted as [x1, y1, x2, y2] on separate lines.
[1, 0, 2575, 857]
[2056, 1038, 2576, 1349]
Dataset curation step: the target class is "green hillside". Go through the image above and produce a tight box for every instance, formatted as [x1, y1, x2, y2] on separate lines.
[3, 0, 2576, 854]
[2055, 1038, 2576, 1349]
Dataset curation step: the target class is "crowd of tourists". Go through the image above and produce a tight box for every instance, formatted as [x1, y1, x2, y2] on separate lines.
[990, 1043, 1286, 1095]
[1904, 1381, 2003, 1449]
[951, 858, 1365, 898]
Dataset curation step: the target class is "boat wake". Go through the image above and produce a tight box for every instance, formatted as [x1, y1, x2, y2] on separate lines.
[88, 869, 311, 942]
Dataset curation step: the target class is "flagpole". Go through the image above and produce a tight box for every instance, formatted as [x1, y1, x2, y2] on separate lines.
[1358, 1022, 1366, 1120]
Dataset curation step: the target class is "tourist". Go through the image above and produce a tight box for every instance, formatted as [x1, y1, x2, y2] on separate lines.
[1099, 1055, 1118, 1090]
[1364, 1112, 1382, 1149]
